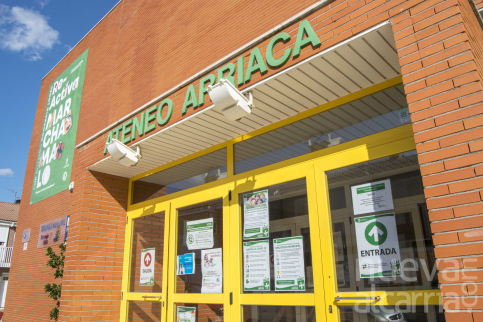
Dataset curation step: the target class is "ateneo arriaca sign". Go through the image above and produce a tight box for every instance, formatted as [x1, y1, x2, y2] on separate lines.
[103, 20, 321, 153]
[30, 49, 89, 204]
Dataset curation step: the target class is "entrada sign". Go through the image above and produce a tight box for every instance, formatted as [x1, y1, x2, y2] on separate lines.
[104, 20, 321, 153]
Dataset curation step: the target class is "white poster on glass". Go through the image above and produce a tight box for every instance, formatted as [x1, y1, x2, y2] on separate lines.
[273, 236, 305, 291]
[177, 306, 196, 322]
[201, 248, 222, 293]
[243, 190, 269, 239]
[140, 248, 155, 286]
[243, 240, 270, 291]
[351, 179, 394, 215]
[355, 213, 401, 278]
[186, 218, 214, 250]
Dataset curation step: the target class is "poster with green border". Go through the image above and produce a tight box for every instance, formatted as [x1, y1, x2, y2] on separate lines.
[30, 49, 89, 204]
[243, 189, 269, 239]
[177, 306, 196, 322]
[355, 213, 401, 278]
[273, 236, 305, 291]
[243, 239, 270, 291]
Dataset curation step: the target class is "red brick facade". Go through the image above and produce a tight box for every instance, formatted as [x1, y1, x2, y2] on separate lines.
[6, 0, 483, 321]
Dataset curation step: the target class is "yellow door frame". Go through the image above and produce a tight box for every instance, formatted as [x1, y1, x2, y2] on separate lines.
[119, 76, 442, 322]
[166, 182, 234, 322]
[121, 200, 171, 320]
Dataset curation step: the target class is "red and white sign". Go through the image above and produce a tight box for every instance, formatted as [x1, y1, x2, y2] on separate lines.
[140, 248, 155, 286]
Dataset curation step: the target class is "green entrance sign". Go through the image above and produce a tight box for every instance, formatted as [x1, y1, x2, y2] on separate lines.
[30, 49, 89, 204]
[364, 222, 388, 246]
[355, 213, 402, 278]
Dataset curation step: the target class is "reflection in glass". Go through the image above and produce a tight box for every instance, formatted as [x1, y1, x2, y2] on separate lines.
[235, 85, 409, 174]
[129, 212, 165, 293]
[339, 305, 445, 322]
[132, 148, 227, 204]
[327, 151, 438, 292]
[176, 200, 223, 293]
[127, 301, 161, 321]
[241, 178, 314, 293]
[243, 305, 315, 322]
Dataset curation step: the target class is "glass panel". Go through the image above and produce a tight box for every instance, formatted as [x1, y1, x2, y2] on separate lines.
[176, 199, 223, 293]
[243, 305, 316, 322]
[338, 305, 444, 322]
[127, 300, 161, 321]
[241, 178, 314, 293]
[130, 212, 165, 292]
[132, 148, 227, 204]
[175, 303, 223, 322]
[235, 85, 409, 174]
[327, 150, 438, 292]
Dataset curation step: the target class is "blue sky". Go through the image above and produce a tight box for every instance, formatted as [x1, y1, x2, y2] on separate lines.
[0, 0, 119, 203]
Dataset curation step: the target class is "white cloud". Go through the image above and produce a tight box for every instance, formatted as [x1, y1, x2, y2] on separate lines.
[36, 0, 51, 9]
[0, 5, 59, 61]
[0, 169, 13, 177]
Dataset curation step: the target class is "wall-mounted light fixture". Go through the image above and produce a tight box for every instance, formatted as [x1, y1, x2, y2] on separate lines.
[106, 139, 142, 167]
[207, 79, 254, 121]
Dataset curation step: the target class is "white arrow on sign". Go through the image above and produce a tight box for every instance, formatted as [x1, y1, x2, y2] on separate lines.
[369, 226, 384, 242]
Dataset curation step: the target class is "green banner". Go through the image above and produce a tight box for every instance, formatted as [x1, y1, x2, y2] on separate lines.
[30, 49, 89, 204]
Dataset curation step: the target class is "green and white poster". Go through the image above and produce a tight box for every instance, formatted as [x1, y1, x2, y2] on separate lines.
[351, 179, 394, 215]
[30, 49, 89, 204]
[243, 189, 269, 239]
[355, 213, 401, 278]
[186, 218, 213, 250]
[177, 306, 196, 322]
[273, 236, 305, 291]
[243, 239, 270, 291]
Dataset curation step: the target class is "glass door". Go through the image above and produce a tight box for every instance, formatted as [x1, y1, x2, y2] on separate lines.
[166, 183, 233, 322]
[314, 145, 443, 322]
[122, 201, 171, 322]
[230, 161, 326, 322]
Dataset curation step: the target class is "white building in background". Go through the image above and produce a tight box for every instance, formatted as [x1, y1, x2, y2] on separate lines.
[0, 201, 18, 311]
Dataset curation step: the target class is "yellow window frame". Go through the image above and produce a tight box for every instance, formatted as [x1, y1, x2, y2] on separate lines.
[120, 76, 442, 322]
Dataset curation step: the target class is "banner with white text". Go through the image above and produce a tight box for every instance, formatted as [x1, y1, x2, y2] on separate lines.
[30, 49, 89, 204]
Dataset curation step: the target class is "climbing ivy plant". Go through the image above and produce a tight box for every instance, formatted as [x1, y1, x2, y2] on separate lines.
[45, 243, 66, 321]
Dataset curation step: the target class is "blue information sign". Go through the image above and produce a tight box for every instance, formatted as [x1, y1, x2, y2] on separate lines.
[177, 253, 195, 275]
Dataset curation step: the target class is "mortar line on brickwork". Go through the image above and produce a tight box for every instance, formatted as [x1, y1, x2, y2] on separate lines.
[410, 99, 483, 130]
[403, 54, 473, 88]
[421, 137, 483, 160]
[417, 141, 472, 158]
[426, 187, 481, 200]
[419, 146, 483, 167]
[444, 310, 483, 313]
[434, 226, 483, 235]
[399, 40, 471, 73]
[413, 114, 481, 137]
[395, 24, 463, 53]
[430, 213, 483, 224]
[441, 282, 483, 286]
[411, 74, 476, 107]
[423, 172, 483, 190]
[395, 16, 463, 51]
[434, 240, 483, 247]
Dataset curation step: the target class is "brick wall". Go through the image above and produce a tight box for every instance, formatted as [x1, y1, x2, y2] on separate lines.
[58, 169, 129, 322]
[391, 0, 483, 321]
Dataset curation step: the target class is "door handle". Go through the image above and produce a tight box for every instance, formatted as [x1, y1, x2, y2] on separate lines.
[142, 295, 162, 300]
[334, 296, 380, 301]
